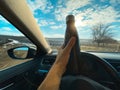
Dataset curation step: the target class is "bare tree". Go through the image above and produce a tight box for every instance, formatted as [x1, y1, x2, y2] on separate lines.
[91, 23, 116, 46]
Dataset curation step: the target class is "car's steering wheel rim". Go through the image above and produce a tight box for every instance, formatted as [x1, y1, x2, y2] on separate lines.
[80, 52, 120, 82]
[60, 52, 120, 90]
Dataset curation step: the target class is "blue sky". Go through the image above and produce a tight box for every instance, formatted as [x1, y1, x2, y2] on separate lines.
[0, 0, 120, 40]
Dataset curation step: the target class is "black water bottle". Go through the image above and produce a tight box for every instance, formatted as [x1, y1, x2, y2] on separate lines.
[64, 15, 80, 75]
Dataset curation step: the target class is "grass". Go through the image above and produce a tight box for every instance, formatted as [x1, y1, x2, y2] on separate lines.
[84, 43, 120, 52]
[51, 43, 120, 52]
[81, 45, 118, 52]
[0, 43, 120, 70]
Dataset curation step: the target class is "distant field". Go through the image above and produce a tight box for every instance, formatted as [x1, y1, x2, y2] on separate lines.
[0, 43, 120, 70]
[51, 43, 120, 52]
[81, 44, 120, 52]
[1, 35, 120, 70]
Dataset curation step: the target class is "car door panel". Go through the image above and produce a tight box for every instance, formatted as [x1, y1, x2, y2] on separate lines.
[0, 59, 40, 90]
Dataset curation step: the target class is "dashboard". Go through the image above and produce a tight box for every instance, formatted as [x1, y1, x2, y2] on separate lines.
[1, 51, 120, 90]
[36, 51, 120, 89]
[38, 52, 120, 75]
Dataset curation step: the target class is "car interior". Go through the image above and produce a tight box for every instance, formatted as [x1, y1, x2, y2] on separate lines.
[0, 0, 120, 90]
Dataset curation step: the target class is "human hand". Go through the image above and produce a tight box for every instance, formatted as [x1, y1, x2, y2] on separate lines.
[37, 37, 76, 90]
[52, 37, 76, 77]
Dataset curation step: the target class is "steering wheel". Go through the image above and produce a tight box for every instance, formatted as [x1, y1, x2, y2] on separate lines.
[60, 52, 120, 90]
[60, 15, 120, 90]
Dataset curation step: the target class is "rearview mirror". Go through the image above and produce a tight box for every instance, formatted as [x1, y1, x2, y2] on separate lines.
[7, 46, 36, 59]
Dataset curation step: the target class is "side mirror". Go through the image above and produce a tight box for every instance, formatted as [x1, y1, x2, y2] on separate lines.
[7, 46, 36, 59]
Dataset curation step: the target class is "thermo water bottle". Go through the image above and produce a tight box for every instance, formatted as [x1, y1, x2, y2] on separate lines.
[64, 15, 80, 74]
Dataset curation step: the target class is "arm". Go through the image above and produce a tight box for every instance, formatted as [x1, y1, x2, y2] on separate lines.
[37, 37, 76, 90]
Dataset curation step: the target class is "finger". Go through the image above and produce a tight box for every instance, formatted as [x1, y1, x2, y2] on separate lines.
[57, 44, 64, 51]
[64, 37, 76, 53]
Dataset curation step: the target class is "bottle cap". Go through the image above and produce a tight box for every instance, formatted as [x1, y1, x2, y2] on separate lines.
[66, 15, 75, 22]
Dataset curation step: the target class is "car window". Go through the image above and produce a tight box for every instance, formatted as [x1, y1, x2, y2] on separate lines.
[0, 15, 36, 70]
[27, 0, 120, 53]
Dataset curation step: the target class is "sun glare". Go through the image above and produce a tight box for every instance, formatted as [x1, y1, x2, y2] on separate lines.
[75, 20, 84, 28]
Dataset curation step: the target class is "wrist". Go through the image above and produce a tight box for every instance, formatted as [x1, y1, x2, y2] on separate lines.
[49, 64, 64, 78]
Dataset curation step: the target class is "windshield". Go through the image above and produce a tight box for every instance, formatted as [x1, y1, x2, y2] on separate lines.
[26, 0, 120, 52]
[1, 0, 120, 52]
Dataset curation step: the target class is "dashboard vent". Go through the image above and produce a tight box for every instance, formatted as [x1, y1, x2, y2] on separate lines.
[41, 56, 56, 66]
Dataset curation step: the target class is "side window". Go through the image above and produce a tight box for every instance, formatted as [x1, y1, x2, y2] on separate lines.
[0, 15, 36, 70]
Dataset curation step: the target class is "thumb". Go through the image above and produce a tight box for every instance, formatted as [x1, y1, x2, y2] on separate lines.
[64, 37, 76, 53]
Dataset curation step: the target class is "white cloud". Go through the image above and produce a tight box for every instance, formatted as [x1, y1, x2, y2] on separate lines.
[54, 0, 120, 26]
[66, 0, 90, 11]
[26, 0, 120, 39]
[50, 25, 63, 30]
[49, 21, 55, 25]
[0, 31, 23, 36]
[54, 0, 90, 21]
[45, 33, 64, 38]
[109, 0, 120, 6]
[0, 27, 23, 36]
[0, 15, 10, 24]
[38, 20, 48, 26]
[38, 19, 55, 27]
[0, 27, 12, 31]
[108, 25, 120, 29]
[75, 6, 120, 27]
[27, 0, 53, 13]
[100, 0, 108, 2]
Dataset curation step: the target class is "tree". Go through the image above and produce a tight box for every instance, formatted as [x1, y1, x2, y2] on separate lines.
[91, 23, 115, 46]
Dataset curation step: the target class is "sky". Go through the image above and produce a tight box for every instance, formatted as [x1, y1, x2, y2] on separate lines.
[0, 0, 120, 40]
